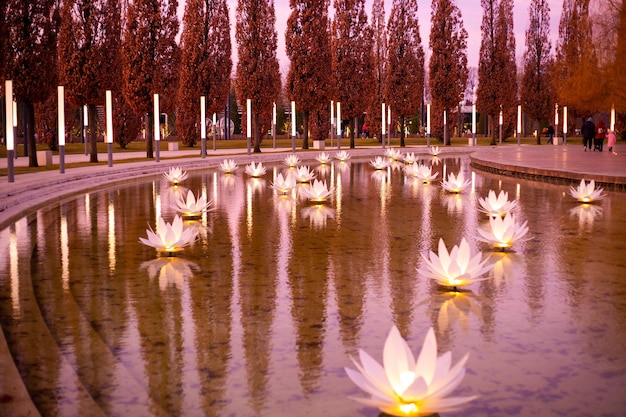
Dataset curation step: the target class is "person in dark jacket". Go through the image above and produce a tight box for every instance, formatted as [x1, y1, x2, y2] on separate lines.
[581, 118, 595, 151]
[546, 124, 555, 144]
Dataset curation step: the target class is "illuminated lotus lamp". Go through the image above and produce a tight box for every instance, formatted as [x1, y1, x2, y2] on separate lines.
[219, 159, 239, 173]
[441, 171, 471, 193]
[244, 161, 267, 177]
[418, 238, 494, 289]
[344, 326, 477, 417]
[163, 167, 188, 185]
[172, 190, 214, 220]
[370, 156, 390, 170]
[316, 152, 332, 164]
[294, 165, 316, 183]
[385, 147, 402, 161]
[139, 215, 198, 256]
[334, 150, 351, 161]
[283, 154, 300, 167]
[414, 164, 439, 183]
[403, 152, 418, 165]
[300, 179, 334, 202]
[478, 190, 518, 218]
[429, 145, 441, 157]
[477, 212, 531, 251]
[270, 172, 297, 194]
[569, 179, 606, 203]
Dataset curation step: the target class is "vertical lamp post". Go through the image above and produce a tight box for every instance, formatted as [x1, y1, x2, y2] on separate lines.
[12, 99, 17, 159]
[387, 105, 391, 146]
[200, 96, 206, 158]
[291, 100, 296, 153]
[154, 94, 160, 162]
[381, 102, 386, 149]
[471, 103, 477, 146]
[426, 103, 431, 147]
[336, 101, 341, 150]
[246, 98, 252, 155]
[498, 106, 503, 145]
[610, 105, 615, 132]
[443, 110, 447, 146]
[517, 105, 522, 146]
[105, 90, 114, 167]
[272, 102, 277, 149]
[83, 104, 88, 155]
[330, 101, 334, 148]
[58, 86, 66, 173]
[563, 106, 568, 144]
[554, 103, 559, 145]
[5, 80, 15, 182]
[212, 112, 217, 151]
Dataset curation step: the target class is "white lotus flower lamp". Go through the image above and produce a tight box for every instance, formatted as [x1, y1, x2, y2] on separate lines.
[418, 238, 494, 289]
[335, 150, 351, 161]
[429, 146, 441, 157]
[139, 215, 198, 255]
[345, 326, 476, 417]
[478, 190, 517, 218]
[300, 179, 334, 202]
[403, 152, 418, 164]
[294, 165, 316, 183]
[385, 147, 402, 161]
[244, 161, 267, 177]
[370, 156, 390, 170]
[284, 154, 300, 167]
[163, 167, 188, 185]
[219, 159, 238, 173]
[270, 172, 297, 194]
[172, 190, 214, 220]
[569, 179, 606, 203]
[477, 212, 531, 250]
[441, 171, 471, 193]
[316, 152, 332, 164]
[415, 164, 439, 183]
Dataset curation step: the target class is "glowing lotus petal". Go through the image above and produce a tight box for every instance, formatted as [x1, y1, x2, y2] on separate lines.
[418, 238, 494, 288]
[441, 171, 471, 193]
[385, 148, 403, 161]
[294, 165, 316, 183]
[335, 150, 351, 161]
[139, 215, 198, 254]
[219, 159, 238, 173]
[300, 179, 334, 202]
[316, 152, 332, 164]
[370, 156, 390, 170]
[478, 190, 517, 217]
[283, 154, 300, 167]
[477, 212, 531, 250]
[406, 163, 439, 183]
[345, 326, 476, 417]
[270, 172, 297, 194]
[403, 152, 418, 164]
[429, 146, 441, 156]
[163, 167, 188, 185]
[244, 161, 267, 177]
[172, 190, 214, 219]
[569, 179, 606, 203]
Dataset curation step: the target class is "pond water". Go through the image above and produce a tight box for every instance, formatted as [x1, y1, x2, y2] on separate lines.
[1, 155, 626, 417]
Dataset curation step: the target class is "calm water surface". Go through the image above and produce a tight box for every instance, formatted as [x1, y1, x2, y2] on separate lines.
[1, 156, 625, 417]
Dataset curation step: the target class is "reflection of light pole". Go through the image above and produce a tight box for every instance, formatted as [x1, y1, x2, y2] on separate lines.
[381, 102, 386, 149]
[58, 86, 65, 174]
[5, 80, 15, 182]
[498, 106, 503, 145]
[154, 93, 160, 162]
[517, 104, 522, 146]
[106, 90, 114, 167]
[426, 103, 431, 147]
[200, 96, 206, 158]
[563, 106, 568, 144]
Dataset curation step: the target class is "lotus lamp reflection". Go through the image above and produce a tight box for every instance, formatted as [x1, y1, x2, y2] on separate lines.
[335, 150, 351, 161]
[139, 215, 198, 255]
[316, 152, 332, 164]
[403, 152, 418, 164]
[345, 326, 476, 417]
[270, 172, 297, 194]
[294, 165, 316, 183]
[283, 154, 300, 167]
[172, 190, 214, 219]
[429, 146, 441, 157]
[477, 212, 531, 250]
[441, 171, 471, 193]
[478, 190, 517, 217]
[385, 147, 402, 161]
[370, 156, 390, 170]
[219, 159, 238, 173]
[569, 179, 606, 203]
[163, 166, 188, 185]
[418, 238, 493, 289]
[302, 204, 335, 228]
[244, 161, 267, 177]
[300, 179, 334, 202]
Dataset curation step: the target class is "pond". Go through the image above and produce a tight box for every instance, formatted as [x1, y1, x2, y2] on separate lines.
[1, 154, 625, 417]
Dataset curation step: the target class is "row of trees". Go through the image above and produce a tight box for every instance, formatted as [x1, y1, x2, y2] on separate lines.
[1, 0, 624, 166]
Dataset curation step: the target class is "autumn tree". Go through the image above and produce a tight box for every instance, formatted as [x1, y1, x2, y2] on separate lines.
[495, 0, 518, 139]
[521, 0, 554, 143]
[178, 0, 231, 147]
[235, 0, 281, 153]
[285, 0, 332, 148]
[385, 0, 424, 147]
[608, 0, 626, 114]
[5, 0, 58, 166]
[366, 0, 387, 141]
[429, 0, 468, 145]
[332, 0, 375, 148]
[0, 0, 9, 83]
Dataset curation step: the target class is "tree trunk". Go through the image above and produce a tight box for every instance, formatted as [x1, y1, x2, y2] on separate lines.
[88, 104, 99, 163]
[25, 102, 38, 167]
[400, 115, 406, 147]
[350, 117, 356, 149]
[253, 113, 261, 153]
[302, 111, 309, 149]
[146, 112, 154, 159]
[489, 115, 496, 146]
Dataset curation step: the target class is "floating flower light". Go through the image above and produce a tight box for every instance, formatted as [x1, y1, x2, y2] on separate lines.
[414, 164, 439, 183]
[270, 172, 297, 194]
[418, 238, 493, 289]
[294, 165, 316, 183]
[429, 146, 441, 157]
[370, 156, 390, 170]
[219, 159, 238, 173]
[283, 154, 300, 167]
[244, 161, 267, 177]
[335, 150, 351, 161]
[403, 152, 418, 165]
[345, 326, 477, 417]
[172, 190, 214, 220]
[477, 212, 531, 250]
[478, 190, 517, 218]
[139, 215, 198, 255]
[441, 171, 471, 193]
[163, 167, 188, 185]
[316, 152, 332, 164]
[300, 179, 334, 202]
[569, 179, 606, 203]
[385, 147, 402, 161]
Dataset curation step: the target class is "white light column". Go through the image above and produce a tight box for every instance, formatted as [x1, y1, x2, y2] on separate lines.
[381, 102, 386, 149]
[426, 103, 431, 147]
[443, 110, 448, 146]
[212, 112, 217, 151]
[58, 86, 66, 173]
[273, 102, 277, 148]
[517, 105, 522, 145]
[246, 98, 252, 155]
[83, 104, 89, 155]
[5, 80, 15, 182]
[337, 102, 341, 150]
[387, 105, 391, 146]
[498, 107, 503, 145]
[563, 106, 568, 144]
[154, 93, 160, 162]
[200, 96, 206, 158]
[291, 100, 296, 153]
[106, 90, 114, 167]
[610, 105, 615, 132]
[471, 104, 477, 146]
[554, 103, 559, 145]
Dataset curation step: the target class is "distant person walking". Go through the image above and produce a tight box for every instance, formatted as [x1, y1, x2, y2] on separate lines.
[546, 124, 555, 144]
[594, 120, 606, 151]
[581, 118, 595, 151]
